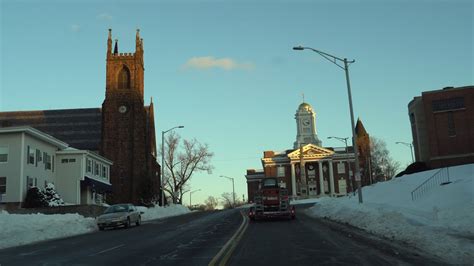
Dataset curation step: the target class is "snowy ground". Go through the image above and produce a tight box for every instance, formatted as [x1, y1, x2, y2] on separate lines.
[305, 163, 474, 265]
[0, 204, 190, 250]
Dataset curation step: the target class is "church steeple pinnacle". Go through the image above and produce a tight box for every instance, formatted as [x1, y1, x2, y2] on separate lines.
[107, 29, 112, 55]
[136, 29, 141, 51]
[113, 39, 118, 55]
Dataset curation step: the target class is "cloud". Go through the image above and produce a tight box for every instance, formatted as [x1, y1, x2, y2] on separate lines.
[182, 56, 255, 71]
[97, 13, 113, 20]
[70, 24, 81, 32]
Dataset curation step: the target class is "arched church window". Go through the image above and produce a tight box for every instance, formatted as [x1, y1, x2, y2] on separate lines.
[118, 66, 131, 89]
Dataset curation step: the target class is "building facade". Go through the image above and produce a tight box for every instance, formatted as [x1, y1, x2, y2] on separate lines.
[0, 29, 160, 205]
[408, 86, 474, 168]
[0, 126, 112, 207]
[246, 101, 370, 203]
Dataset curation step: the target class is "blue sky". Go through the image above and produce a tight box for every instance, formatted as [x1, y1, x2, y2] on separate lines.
[1, 0, 472, 205]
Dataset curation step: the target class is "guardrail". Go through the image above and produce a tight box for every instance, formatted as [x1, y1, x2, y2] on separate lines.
[411, 167, 450, 201]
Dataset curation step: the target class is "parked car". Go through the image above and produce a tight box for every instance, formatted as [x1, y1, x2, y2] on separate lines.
[97, 204, 143, 230]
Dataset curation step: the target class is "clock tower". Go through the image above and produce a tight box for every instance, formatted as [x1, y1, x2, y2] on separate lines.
[294, 102, 322, 148]
[101, 29, 159, 204]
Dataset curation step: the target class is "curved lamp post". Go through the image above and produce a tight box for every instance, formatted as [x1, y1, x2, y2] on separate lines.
[396, 141, 415, 163]
[220, 175, 235, 208]
[293, 45, 363, 203]
[190, 189, 201, 207]
[328, 136, 355, 195]
[161, 125, 184, 206]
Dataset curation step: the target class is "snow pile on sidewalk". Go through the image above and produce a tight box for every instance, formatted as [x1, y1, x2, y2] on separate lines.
[307, 163, 474, 264]
[0, 212, 96, 249]
[0, 204, 191, 250]
[138, 204, 191, 221]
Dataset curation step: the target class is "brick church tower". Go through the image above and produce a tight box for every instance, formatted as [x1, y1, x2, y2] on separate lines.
[101, 29, 160, 204]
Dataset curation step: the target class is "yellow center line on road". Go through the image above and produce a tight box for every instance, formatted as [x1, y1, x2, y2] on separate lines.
[208, 211, 249, 266]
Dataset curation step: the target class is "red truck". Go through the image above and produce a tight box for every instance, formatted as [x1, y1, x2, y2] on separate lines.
[248, 177, 295, 221]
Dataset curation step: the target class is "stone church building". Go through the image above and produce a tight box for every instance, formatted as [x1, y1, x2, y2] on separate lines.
[246, 102, 371, 203]
[0, 29, 160, 205]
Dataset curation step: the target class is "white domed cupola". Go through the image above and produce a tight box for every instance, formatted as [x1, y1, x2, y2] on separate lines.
[294, 101, 322, 149]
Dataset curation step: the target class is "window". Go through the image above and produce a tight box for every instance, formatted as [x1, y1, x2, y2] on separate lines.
[86, 159, 92, 173]
[94, 162, 99, 175]
[26, 176, 33, 189]
[337, 162, 345, 174]
[118, 66, 131, 89]
[0, 177, 6, 194]
[432, 97, 465, 112]
[68, 158, 76, 163]
[0, 147, 8, 163]
[45, 154, 51, 170]
[28, 146, 35, 164]
[36, 149, 42, 163]
[277, 166, 285, 177]
[102, 165, 106, 178]
[61, 158, 68, 163]
[447, 112, 456, 137]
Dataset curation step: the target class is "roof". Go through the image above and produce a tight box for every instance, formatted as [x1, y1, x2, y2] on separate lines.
[355, 118, 368, 136]
[0, 126, 69, 149]
[298, 102, 313, 112]
[0, 108, 102, 151]
[56, 149, 113, 165]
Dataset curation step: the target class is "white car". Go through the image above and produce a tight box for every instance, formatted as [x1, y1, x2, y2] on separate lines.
[97, 204, 143, 230]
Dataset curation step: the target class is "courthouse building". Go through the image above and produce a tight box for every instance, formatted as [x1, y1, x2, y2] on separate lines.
[246, 102, 370, 202]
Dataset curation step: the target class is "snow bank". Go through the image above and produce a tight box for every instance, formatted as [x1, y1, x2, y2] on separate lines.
[0, 204, 191, 250]
[307, 164, 474, 264]
[0, 211, 96, 250]
[138, 204, 191, 221]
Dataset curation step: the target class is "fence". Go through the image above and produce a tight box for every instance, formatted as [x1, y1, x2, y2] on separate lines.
[411, 167, 450, 201]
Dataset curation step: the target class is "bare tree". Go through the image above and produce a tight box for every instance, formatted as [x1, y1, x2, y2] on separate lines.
[221, 192, 241, 209]
[370, 137, 401, 181]
[161, 132, 213, 204]
[204, 196, 219, 211]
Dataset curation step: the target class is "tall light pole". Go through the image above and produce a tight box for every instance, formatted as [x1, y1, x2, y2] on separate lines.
[293, 45, 363, 203]
[396, 141, 415, 163]
[161, 125, 184, 207]
[328, 136, 355, 196]
[190, 189, 201, 207]
[220, 175, 235, 208]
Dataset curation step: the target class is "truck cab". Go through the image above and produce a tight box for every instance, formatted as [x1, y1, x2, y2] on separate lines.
[249, 177, 295, 221]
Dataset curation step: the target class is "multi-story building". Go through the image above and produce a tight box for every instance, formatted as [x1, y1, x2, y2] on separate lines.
[0, 126, 112, 207]
[408, 86, 474, 168]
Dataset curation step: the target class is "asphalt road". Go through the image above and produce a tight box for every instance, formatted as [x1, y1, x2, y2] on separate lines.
[228, 204, 445, 266]
[0, 209, 242, 266]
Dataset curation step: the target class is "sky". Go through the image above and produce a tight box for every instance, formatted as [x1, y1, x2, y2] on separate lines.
[1, 0, 473, 205]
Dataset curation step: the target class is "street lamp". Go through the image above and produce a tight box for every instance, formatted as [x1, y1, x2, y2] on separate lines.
[293, 45, 363, 203]
[328, 136, 355, 195]
[220, 175, 235, 208]
[161, 125, 184, 207]
[190, 189, 201, 207]
[396, 141, 415, 163]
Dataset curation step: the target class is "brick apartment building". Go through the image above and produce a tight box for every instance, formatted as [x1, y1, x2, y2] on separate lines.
[408, 86, 474, 168]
